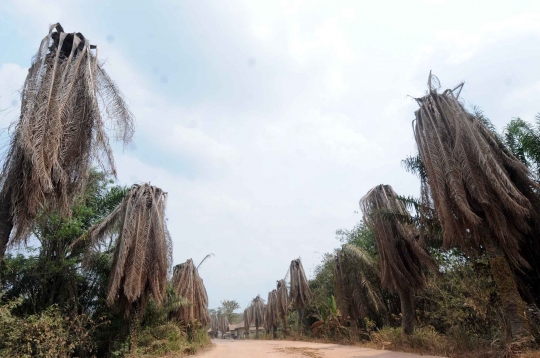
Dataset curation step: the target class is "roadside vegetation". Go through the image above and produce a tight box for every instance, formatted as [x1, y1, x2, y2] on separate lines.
[0, 24, 211, 357]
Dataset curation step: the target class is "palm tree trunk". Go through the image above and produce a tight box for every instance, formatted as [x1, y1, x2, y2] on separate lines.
[0, 192, 13, 264]
[255, 324, 259, 338]
[297, 308, 304, 335]
[398, 287, 414, 336]
[282, 316, 289, 336]
[484, 237, 529, 340]
[272, 325, 277, 339]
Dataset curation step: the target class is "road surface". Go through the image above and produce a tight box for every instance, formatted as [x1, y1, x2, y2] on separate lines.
[198, 339, 442, 357]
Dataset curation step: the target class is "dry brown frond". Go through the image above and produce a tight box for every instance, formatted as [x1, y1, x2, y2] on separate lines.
[412, 73, 539, 270]
[0, 23, 134, 259]
[86, 183, 170, 317]
[265, 290, 278, 332]
[250, 295, 266, 328]
[171, 258, 210, 326]
[360, 184, 436, 293]
[210, 312, 219, 334]
[289, 258, 311, 310]
[243, 307, 252, 331]
[218, 313, 229, 335]
[334, 244, 385, 326]
[276, 279, 289, 319]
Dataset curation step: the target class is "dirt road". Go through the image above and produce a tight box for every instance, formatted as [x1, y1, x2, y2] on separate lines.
[198, 339, 442, 357]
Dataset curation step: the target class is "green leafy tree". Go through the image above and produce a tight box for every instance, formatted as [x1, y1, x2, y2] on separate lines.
[220, 299, 240, 324]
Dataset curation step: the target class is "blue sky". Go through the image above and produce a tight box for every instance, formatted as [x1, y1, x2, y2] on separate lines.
[2, 0, 540, 311]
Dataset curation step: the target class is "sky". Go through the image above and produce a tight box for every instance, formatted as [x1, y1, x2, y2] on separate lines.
[1, 0, 540, 311]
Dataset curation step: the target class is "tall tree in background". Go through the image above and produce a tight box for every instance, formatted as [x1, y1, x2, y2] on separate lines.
[220, 299, 240, 324]
[250, 295, 265, 338]
[276, 279, 289, 336]
[171, 259, 210, 326]
[289, 258, 311, 334]
[412, 73, 540, 340]
[0, 23, 134, 263]
[84, 183, 171, 351]
[266, 290, 279, 339]
[334, 244, 386, 330]
[361, 184, 436, 335]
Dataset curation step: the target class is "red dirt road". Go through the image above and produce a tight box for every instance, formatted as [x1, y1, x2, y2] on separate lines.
[198, 339, 443, 357]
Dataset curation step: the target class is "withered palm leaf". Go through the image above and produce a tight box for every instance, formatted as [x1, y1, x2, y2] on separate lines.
[412, 73, 539, 339]
[360, 184, 436, 335]
[250, 295, 266, 338]
[86, 183, 171, 317]
[334, 244, 386, 329]
[218, 313, 229, 337]
[276, 279, 289, 335]
[210, 312, 219, 338]
[265, 289, 278, 338]
[243, 307, 252, 334]
[171, 258, 210, 326]
[0, 23, 134, 262]
[289, 258, 311, 333]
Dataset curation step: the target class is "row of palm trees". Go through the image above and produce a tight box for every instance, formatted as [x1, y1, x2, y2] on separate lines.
[350, 73, 540, 341]
[249, 73, 540, 343]
[242, 258, 311, 338]
[0, 23, 212, 351]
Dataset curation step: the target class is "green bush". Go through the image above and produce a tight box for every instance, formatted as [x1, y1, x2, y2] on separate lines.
[0, 296, 97, 357]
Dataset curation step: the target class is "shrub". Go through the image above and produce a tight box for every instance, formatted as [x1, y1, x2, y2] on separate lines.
[0, 296, 98, 357]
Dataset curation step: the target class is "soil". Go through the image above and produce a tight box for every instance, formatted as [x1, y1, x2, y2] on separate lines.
[196, 339, 443, 357]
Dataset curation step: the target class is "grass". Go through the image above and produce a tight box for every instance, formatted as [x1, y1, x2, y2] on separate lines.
[127, 323, 211, 357]
[278, 326, 540, 358]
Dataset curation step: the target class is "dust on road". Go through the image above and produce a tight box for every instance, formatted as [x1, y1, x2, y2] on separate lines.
[197, 339, 443, 357]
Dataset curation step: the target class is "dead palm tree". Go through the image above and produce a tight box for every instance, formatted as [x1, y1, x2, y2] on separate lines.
[412, 73, 540, 340]
[210, 312, 219, 338]
[334, 244, 386, 331]
[243, 306, 252, 338]
[218, 313, 229, 338]
[276, 279, 289, 335]
[289, 258, 311, 334]
[85, 183, 171, 350]
[266, 290, 279, 339]
[170, 258, 210, 326]
[0, 23, 134, 263]
[250, 295, 266, 338]
[360, 184, 436, 335]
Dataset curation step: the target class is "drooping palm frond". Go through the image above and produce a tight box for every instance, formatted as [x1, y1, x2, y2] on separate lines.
[412, 73, 540, 268]
[196, 253, 214, 269]
[360, 184, 436, 293]
[265, 290, 278, 333]
[250, 295, 266, 329]
[170, 258, 210, 326]
[289, 258, 311, 310]
[276, 279, 289, 319]
[0, 23, 134, 260]
[218, 313, 229, 335]
[243, 307, 251, 332]
[210, 312, 219, 336]
[85, 183, 171, 317]
[334, 244, 385, 327]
